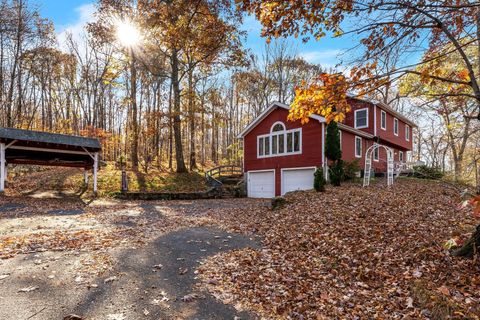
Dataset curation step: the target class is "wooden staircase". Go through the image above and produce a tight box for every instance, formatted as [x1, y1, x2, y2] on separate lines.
[205, 165, 244, 197]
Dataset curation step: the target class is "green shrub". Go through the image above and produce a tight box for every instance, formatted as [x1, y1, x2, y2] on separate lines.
[329, 160, 344, 186]
[314, 167, 326, 192]
[412, 165, 443, 180]
[342, 159, 361, 181]
[271, 196, 287, 210]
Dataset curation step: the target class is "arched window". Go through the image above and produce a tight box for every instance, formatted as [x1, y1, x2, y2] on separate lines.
[258, 122, 301, 158]
[270, 122, 285, 154]
[271, 122, 286, 132]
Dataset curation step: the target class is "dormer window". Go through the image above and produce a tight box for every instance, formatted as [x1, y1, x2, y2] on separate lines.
[355, 108, 368, 129]
[258, 122, 301, 158]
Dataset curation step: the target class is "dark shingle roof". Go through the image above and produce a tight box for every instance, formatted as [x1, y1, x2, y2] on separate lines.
[0, 127, 101, 150]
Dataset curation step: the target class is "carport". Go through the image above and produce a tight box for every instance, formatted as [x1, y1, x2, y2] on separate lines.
[0, 127, 101, 193]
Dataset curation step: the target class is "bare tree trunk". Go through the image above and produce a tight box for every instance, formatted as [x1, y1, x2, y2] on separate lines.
[171, 49, 187, 173]
[188, 67, 197, 170]
[130, 51, 139, 169]
[168, 80, 173, 170]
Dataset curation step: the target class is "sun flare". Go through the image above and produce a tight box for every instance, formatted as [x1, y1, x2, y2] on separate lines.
[115, 19, 141, 47]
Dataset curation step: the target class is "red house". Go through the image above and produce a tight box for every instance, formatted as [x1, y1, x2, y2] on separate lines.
[237, 97, 417, 198]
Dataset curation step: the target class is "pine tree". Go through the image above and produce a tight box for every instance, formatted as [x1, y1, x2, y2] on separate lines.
[325, 121, 343, 186]
[325, 121, 341, 161]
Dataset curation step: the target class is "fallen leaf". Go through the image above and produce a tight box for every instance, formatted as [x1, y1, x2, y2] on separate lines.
[18, 286, 38, 293]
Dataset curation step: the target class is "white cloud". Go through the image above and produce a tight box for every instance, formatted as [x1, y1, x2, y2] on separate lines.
[299, 49, 343, 65]
[56, 3, 96, 51]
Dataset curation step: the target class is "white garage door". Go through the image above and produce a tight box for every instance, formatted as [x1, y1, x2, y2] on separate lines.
[248, 170, 275, 198]
[282, 168, 315, 195]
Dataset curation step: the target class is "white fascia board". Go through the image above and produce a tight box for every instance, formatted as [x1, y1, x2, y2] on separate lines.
[237, 101, 325, 139]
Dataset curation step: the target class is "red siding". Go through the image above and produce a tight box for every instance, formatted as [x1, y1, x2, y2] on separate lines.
[344, 98, 414, 151]
[376, 106, 413, 150]
[244, 107, 323, 196]
[242, 102, 414, 196]
[343, 99, 375, 135]
[340, 130, 408, 172]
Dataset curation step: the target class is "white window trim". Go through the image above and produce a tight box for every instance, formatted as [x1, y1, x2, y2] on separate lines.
[354, 108, 369, 129]
[271, 121, 286, 132]
[257, 126, 302, 159]
[355, 136, 362, 158]
[405, 125, 410, 141]
[394, 118, 399, 136]
[381, 110, 387, 130]
[373, 145, 379, 162]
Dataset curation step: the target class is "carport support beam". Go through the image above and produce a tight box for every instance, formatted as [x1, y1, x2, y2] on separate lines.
[93, 152, 98, 195]
[0, 143, 5, 193]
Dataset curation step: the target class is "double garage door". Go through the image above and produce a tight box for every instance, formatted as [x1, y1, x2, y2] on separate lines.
[247, 167, 315, 198]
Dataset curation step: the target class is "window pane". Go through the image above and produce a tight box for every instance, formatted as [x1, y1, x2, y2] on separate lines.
[272, 123, 284, 132]
[293, 131, 300, 152]
[374, 147, 379, 160]
[287, 132, 293, 152]
[272, 135, 278, 154]
[356, 138, 361, 156]
[259, 137, 264, 156]
[394, 119, 398, 134]
[356, 110, 367, 127]
[381, 112, 386, 128]
[264, 136, 270, 155]
[278, 134, 285, 153]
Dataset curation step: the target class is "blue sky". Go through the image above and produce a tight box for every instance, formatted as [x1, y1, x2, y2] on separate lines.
[38, 1, 351, 70]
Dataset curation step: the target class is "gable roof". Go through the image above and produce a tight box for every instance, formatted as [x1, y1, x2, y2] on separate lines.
[0, 127, 101, 151]
[237, 102, 326, 138]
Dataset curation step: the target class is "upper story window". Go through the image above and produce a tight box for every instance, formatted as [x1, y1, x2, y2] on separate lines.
[354, 108, 368, 129]
[355, 136, 362, 158]
[405, 125, 410, 141]
[393, 118, 399, 136]
[381, 110, 387, 130]
[257, 122, 301, 158]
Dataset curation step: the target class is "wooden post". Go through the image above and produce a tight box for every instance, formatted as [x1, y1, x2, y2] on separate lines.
[93, 152, 98, 195]
[84, 169, 89, 185]
[0, 143, 5, 193]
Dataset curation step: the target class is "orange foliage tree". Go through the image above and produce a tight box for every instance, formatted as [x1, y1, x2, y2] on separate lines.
[288, 73, 350, 124]
[236, 0, 480, 120]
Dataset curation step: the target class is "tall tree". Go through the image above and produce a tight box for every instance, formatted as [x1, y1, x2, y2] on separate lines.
[237, 0, 480, 120]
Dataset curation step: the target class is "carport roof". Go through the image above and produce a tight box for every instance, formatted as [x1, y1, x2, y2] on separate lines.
[0, 127, 101, 151]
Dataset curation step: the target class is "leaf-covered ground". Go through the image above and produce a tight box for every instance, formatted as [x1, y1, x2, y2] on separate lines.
[5, 164, 207, 198]
[198, 179, 480, 319]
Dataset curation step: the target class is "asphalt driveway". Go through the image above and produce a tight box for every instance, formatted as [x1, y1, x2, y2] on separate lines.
[0, 198, 267, 320]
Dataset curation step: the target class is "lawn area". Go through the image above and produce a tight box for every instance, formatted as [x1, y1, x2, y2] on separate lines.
[5, 163, 208, 198]
[198, 179, 480, 319]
